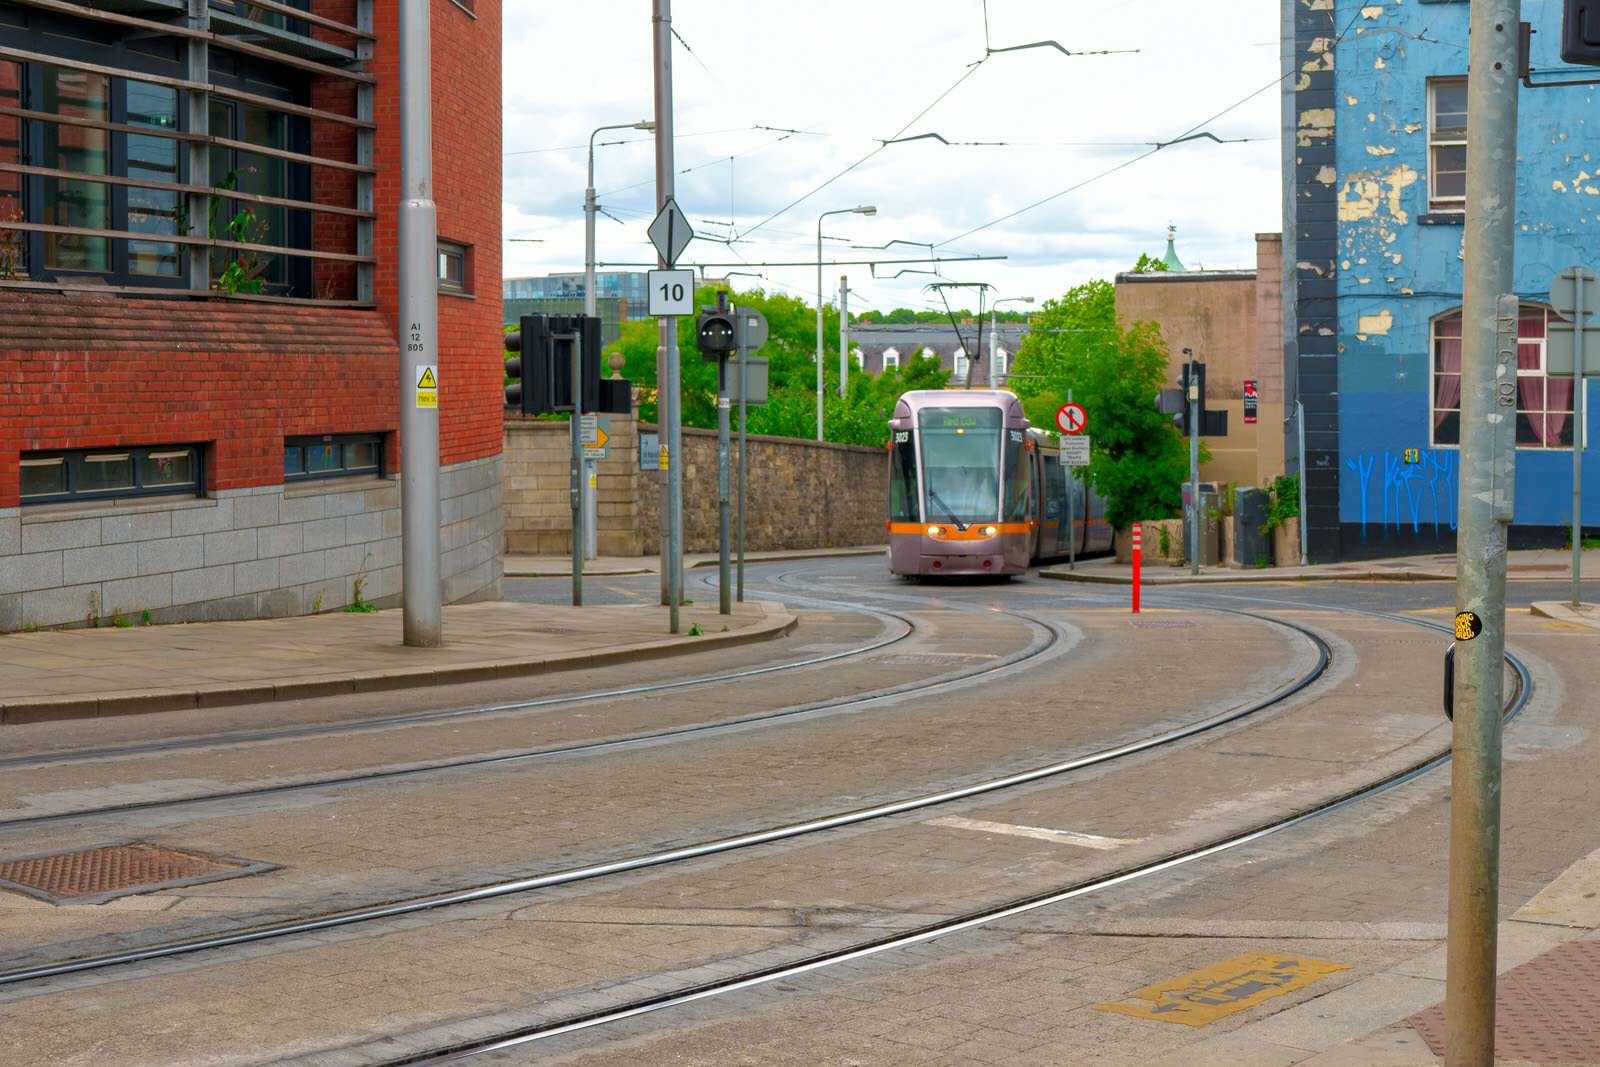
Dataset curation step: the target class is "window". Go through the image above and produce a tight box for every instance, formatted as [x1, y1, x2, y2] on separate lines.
[1428, 77, 1467, 213]
[1432, 307, 1574, 448]
[993, 345, 1008, 379]
[1, 5, 361, 300]
[438, 240, 467, 293]
[284, 434, 384, 482]
[953, 348, 969, 381]
[882, 346, 900, 369]
[20, 444, 202, 503]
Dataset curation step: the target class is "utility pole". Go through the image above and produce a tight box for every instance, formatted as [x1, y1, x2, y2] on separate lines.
[1446, 2, 1520, 1063]
[839, 275, 849, 396]
[398, 0, 440, 647]
[652, 0, 682, 631]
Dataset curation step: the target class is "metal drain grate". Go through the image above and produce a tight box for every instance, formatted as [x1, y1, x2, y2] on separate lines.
[0, 841, 274, 905]
[1409, 940, 1600, 1062]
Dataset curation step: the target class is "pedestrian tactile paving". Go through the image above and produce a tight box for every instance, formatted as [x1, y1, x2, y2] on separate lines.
[0, 841, 272, 904]
[1409, 940, 1600, 1062]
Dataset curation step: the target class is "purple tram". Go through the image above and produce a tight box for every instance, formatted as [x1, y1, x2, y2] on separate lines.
[886, 390, 1112, 578]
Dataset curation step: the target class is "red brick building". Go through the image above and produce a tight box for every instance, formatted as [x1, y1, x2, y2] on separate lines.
[0, 0, 503, 629]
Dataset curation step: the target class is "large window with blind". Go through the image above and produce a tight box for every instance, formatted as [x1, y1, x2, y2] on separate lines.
[1432, 307, 1575, 448]
[0, 2, 371, 302]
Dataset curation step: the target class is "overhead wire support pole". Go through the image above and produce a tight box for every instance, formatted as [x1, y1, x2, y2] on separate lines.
[1446, 2, 1520, 1063]
[398, 0, 440, 647]
[652, 0, 681, 632]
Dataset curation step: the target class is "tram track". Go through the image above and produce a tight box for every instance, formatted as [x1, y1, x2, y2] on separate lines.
[0, 601, 1079, 831]
[0, 602, 1329, 995]
[368, 609, 1532, 1066]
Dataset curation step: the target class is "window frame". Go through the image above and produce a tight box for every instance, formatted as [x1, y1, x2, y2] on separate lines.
[1431, 305, 1576, 449]
[20, 443, 205, 504]
[283, 433, 385, 483]
[1427, 76, 1468, 214]
[437, 239, 468, 294]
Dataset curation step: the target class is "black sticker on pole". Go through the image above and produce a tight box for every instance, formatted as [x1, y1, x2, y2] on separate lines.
[1454, 611, 1483, 641]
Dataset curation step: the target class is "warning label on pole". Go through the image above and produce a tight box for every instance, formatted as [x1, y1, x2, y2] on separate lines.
[415, 365, 438, 409]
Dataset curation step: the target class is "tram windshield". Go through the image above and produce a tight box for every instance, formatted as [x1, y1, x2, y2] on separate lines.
[917, 407, 1002, 525]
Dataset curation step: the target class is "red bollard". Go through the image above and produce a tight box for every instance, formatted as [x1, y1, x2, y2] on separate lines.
[1131, 522, 1141, 614]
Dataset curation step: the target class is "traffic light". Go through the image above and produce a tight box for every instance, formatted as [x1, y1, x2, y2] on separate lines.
[504, 314, 553, 416]
[695, 305, 738, 360]
[543, 314, 602, 414]
[1563, 0, 1600, 65]
[1154, 386, 1187, 434]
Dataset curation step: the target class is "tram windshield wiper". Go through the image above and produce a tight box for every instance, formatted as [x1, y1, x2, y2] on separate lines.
[926, 488, 968, 531]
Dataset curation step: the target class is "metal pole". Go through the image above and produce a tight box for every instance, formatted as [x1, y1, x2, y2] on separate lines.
[1446, 3, 1519, 1062]
[570, 333, 584, 606]
[1067, 387, 1076, 571]
[398, 0, 440, 647]
[1189, 367, 1200, 577]
[816, 217, 825, 441]
[717, 292, 732, 615]
[653, 0, 681, 632]
[1297, 400, 1309, 566]
[839, 275, 849, 396]
[737, 341, 747, 602]
[1573, 272, 1585, 609]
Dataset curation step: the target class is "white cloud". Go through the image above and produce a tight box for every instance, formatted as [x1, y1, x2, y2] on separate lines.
[503, 0, 1283, 313]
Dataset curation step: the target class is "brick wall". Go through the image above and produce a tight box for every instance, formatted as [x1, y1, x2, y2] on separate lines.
[503, 415, 887, 555]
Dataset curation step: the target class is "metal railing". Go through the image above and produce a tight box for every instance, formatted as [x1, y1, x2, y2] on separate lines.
[0, 0, 376, 305]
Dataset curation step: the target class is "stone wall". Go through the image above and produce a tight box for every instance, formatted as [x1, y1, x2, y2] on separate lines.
[503, 415, 885, 555]
[1, 454, 502, 631]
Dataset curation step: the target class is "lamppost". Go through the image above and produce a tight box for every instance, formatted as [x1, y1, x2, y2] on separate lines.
[582, 119, 652, 559]
[991, 296, 1033, 388]
[817, 205, 876, 440]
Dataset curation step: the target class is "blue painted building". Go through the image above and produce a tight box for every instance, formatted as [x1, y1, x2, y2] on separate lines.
[1285, 0, 1598, 560]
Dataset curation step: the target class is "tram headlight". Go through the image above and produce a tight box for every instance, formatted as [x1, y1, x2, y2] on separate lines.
[981, 525, 998, 537]
[927, 525, 942, 538]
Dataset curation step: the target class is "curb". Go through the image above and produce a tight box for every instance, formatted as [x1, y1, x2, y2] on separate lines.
[0, 608, 799, 726]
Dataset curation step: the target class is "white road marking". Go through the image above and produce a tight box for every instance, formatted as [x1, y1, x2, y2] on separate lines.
[925, 815, 1142, 850]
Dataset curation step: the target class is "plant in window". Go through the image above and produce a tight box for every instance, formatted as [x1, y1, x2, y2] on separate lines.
[176, 171, 269, 296]
[0, 201, 22, 281]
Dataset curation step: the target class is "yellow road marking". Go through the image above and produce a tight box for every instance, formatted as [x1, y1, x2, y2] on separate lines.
[925, 815, 1140, 850]
[1095, 951, 1350, 1026]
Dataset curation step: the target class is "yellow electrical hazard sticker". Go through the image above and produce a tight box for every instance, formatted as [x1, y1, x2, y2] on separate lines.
[1095, 952, 1349, 1027]
[1455, 611, 1483, 640]
[415, 365, 438, 409]
[659, 445, 669, 470]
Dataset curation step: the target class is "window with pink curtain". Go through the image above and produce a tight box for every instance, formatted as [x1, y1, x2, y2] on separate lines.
[1433, 308, 1573, 448]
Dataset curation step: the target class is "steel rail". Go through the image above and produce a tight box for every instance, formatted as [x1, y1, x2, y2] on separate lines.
[377, 627, 1531, 1066]
[0, 609, 1322, 990]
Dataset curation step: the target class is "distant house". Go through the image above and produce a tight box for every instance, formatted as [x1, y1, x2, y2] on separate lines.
[1284, 0, 1597, 560]
[851, 322, 1030, 388]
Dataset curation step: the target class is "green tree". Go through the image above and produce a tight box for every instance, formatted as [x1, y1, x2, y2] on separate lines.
[606, 286, 948, 446]
[1008, 279, 1187, 529]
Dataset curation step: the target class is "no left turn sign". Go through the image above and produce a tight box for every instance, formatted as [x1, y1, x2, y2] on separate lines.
[1056, 402, 1087, 434]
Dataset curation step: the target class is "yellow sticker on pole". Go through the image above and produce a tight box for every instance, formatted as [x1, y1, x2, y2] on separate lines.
[415, 365, 438, 408]
[1095, 952, 1349, 1027]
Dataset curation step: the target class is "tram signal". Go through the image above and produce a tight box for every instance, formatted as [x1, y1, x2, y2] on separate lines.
[695, 306, 738, 360]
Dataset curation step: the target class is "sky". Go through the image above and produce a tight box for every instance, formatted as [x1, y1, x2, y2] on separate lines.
[502, 1, 1285, 319]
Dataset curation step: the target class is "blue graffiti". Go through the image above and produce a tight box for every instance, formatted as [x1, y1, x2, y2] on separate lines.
[1348, 449, 1458, 533]
[1344, 454, 1374, 526]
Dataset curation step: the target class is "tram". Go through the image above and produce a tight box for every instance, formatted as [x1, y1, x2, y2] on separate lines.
[886, 390, 1112, 578]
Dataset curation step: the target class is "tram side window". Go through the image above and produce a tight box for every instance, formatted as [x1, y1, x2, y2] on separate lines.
[889, 430, 919, 522]
[1003, 428, 1028, 521]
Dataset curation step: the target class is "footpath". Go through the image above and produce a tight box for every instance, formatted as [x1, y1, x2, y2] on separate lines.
[1, 543, 1597, 1064]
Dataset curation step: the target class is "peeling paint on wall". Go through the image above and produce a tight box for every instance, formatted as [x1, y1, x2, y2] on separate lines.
[1338, 166, 1419, 223]
[1357, 310, 1395, 336]
[1299, 108, 1335, 146]
[1367, 145, 1396, 155]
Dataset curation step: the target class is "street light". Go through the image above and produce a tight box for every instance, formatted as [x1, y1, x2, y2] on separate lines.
[579, 119, 652, 560]
[991, 296, 1033, 388]
[817, 205, 876, 440]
